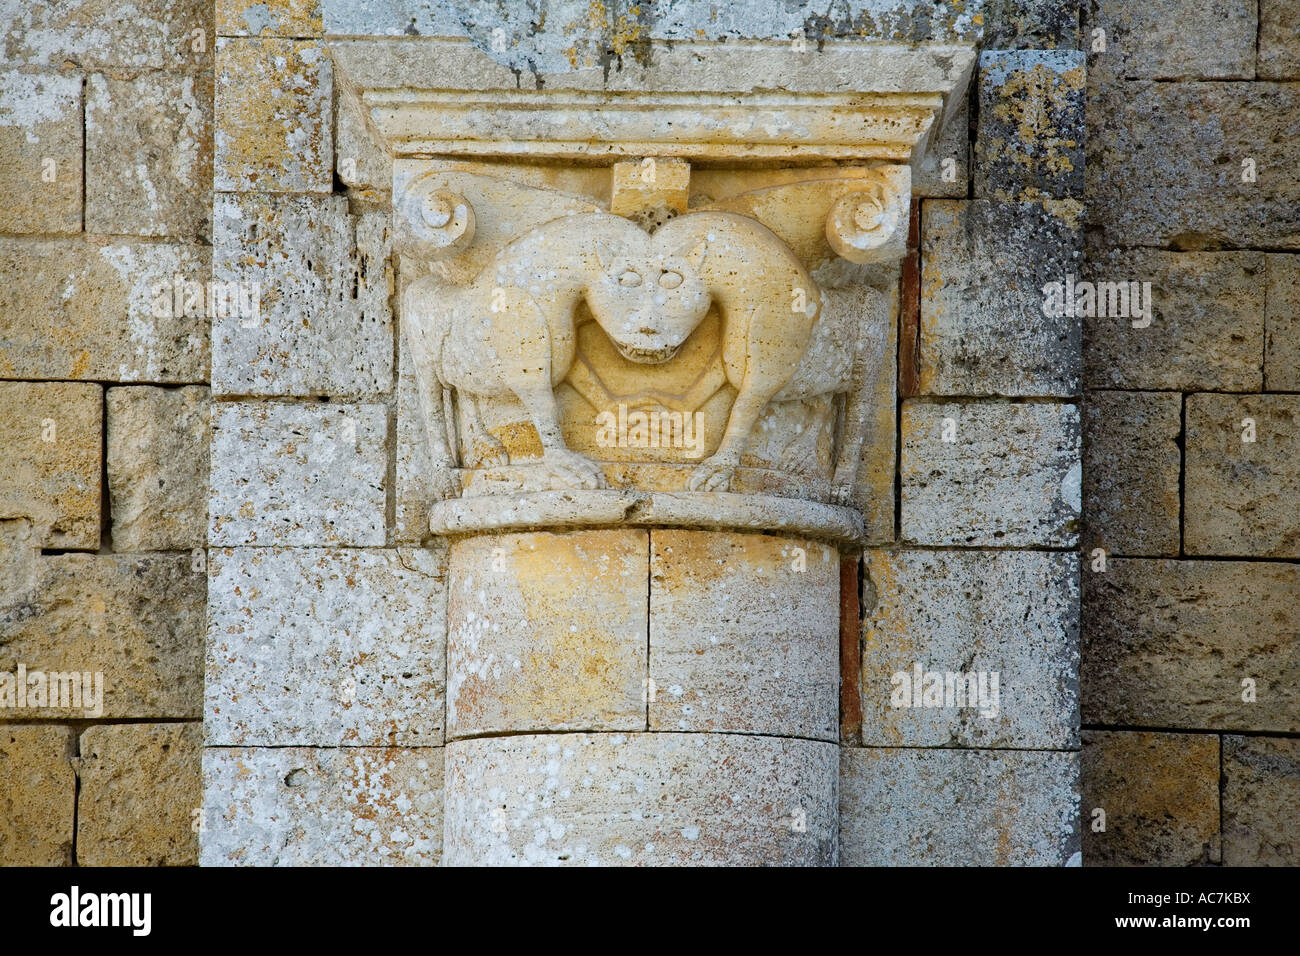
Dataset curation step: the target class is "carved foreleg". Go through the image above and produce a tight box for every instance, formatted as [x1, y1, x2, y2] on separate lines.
[403, 280, 462, 500]
[686, 371, 780, 492]
[831, 384, 872, 506]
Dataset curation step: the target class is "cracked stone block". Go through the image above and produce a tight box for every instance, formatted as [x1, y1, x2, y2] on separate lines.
[0, 0, 214, 71]
[77, 723, 202, 866]
[0, 238, 211, 382]
[1082, 390, 1181, 556]
[1185, 393, 1300, 558]
[1083, 249, 1265, 391]
[446, 530, 647, 738]
[900, 400, 1081, 547]
[208, 401, 387, 547]
[1223, 735, 1300, 865]
[0, 71, 82, 233]
[201, 746, 443, 865]
[920, 199, 1082, 396]
[1083, 558, 1300, 732]
[975, 50, 1085, 202]
[107, 385, 210, 552]
[649, 530, 839, 741]
[0, 382, 101, 550]
[211, 193, 392, 398]
[0, 727, 75, 866]
[860, 549, 1079, 749]
[0, 552, 205, 718]
[86, 72, 213, 239]
[1082, 730, 1220, 866]
[840, 747, 1080, 866]
[206, 547, 446, 746]
[1265, 254, 1300, 391]
[214, 37, 331, 192]
[1087, 82, 1300, 249]
[445, 732, 837, 866]
[1085, 0, 1256, 80]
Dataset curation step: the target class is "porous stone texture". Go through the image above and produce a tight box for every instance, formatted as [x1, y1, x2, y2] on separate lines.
[218, 0, 323, 37]
[395, 336, 436, 544]
[649, 530, 839, 741]
[0, 238, 211, 382]
[0, 0, 214, 71]
[77, 724, 202, 866]
[0, 726, 75, 866]
[980, 0, 1081, 49]
[0, 382, 101, 550]
[1222, 735, 1300, 865]
[107, 385, 210, 551]
[1087, 82, 1300, 250]
[975, 50, 1085, 202]
[1081, 731, 1220, 866]
[860, 549, 1079, 749]
[444, 733, 838, 866]
[0, 70, 82, 233]
[840, 748, 1080, 866]
[214, 37, 331, 192]
[1083, 0, 1256, 80]
[1259, 0, 1300, 80]
[0, 552, 205, 718]
[1082, 391, 1181, 556]
[86, 72, 214, 239]
[1083, 250, 1265, 391]
[208, 401, 387, 547]
[201, 746, 443, 865]
[446, 531, 647, 738]
[335, 80, 390, 194]
[1265, 254, 1300, 391]
[912, 98, 968, 198]
[900, 401, 1081, 547]
[1185, 394, 1300, 558]
[206, 547, 446, 746]
[211, 193, 392, 398]
[1082, 559, 1300, 733]
[920, 199, 1082, 395]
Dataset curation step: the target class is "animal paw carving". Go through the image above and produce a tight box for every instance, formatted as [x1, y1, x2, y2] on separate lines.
[543, 448, 607, 490]
[430, 468, 463, 501]
[687, 456, 737, 492]
[467, 433, 510, 469]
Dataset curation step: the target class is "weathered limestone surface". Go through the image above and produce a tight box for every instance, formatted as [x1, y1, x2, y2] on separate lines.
[980, 0, 1081, 49]
[208, 401, 387, 547]
[0, 382, 101, 550]
[445, 733, 838, 866]
[0, 552, 205, 718]
[446, 531, 647, 738]
[1265, 255, 1300, 391]
[0, 726, 74, 866]
[1223, 736, 1300, 866]
[1083, 559, 1300, 733]
[1087, 82, 1300, 249]
[77, 724, 202, 866]
[1260, 0, 1300, 80]
[107, 385, 210, 552]
[650, 530, 839, 741]
[975, 50, 1085, 202]
[86, 72, 213, 239]
[218, 0, 323, 37]
[214, 37, 331, 191]
[0, 70, 82, 233]
[840, 748, 1080, 866]
[1081, 730, 1220, 866]
[1185, 394, 1300, 558]
[861, 549, 1079, 749]
[201, 746, 443, 865]
[1084, 250, 1265, 392]
[1082, 391, 1181, 556]
[913, 98, 968, 198]
[900, 400, 1081, 547]
[0, 0, 214, 70]
[920, 199, 1082, 396]
[207, 547, 445, 746]
[211, 194, 392, 398]
[0, 238, 211, 382]
[1084, 0, 1256, 80]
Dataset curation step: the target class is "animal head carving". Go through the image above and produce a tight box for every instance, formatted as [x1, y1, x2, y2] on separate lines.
[587, 240, 711, 364]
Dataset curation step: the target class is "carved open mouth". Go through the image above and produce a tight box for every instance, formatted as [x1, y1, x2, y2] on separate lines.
[615, 342, 682, 364]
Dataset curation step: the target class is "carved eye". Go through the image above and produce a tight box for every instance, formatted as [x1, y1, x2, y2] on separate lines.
[658, 270, 683, 289]
[618, 270, 642, 287]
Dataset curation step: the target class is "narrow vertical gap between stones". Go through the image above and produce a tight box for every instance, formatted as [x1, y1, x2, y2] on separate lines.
[70, 726, 81, 866]
[1178, 393, 1187, 557]
[644, 530, 651, 732]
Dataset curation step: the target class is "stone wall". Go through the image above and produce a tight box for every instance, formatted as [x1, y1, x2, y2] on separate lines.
[0, 0, 1294, 867]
